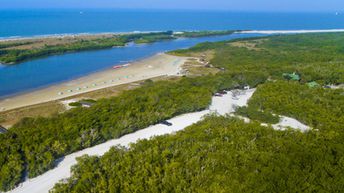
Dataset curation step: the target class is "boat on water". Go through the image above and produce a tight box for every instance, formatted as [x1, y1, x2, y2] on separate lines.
[113, 64, 131, 69]
[113, 65, 123, 69]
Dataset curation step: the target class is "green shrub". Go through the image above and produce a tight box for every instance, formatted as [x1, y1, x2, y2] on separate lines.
[236, 106, 280, 124]
[68, 102, 82, 107]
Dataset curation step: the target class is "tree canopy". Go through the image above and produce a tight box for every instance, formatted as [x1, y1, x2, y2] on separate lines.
[1, 32, 344, 191]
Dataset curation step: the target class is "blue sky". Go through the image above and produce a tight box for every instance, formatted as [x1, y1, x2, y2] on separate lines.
[2, 0, 344, 12]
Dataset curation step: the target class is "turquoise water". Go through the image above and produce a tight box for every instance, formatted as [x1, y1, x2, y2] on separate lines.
[1, 9, 344, 98]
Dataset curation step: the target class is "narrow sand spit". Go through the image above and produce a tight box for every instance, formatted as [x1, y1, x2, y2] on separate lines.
[239, 29, 344, 34]
[0, 31, 163, 42]
[0, 53, 188, 112]
[8, 89, 256, 193]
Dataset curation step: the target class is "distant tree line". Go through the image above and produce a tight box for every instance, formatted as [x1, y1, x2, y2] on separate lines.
[0, 30, 236, 64]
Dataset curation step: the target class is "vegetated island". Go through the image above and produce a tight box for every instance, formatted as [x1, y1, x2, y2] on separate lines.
[0, 30, 237, 64]
[1, 32, 344, 192]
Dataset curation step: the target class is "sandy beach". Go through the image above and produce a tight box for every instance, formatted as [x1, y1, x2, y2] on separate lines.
[0, 53, 189, 112]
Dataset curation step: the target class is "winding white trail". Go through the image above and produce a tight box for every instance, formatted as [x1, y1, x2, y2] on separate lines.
[8, 89, 256, 193]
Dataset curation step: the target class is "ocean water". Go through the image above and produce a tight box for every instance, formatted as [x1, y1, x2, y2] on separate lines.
[1, 9, 344, 98]
[1, 10, 344, 38]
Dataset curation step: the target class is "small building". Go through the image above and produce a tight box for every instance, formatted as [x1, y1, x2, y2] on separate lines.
[0, 125, 8, 134]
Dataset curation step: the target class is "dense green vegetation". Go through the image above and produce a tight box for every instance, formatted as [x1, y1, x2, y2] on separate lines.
[0, 73, 264, 191]
[52, 32, 344, 192]
[129, 31, 175, 44]
[68, 102, 82, 107]
[236, 106, 280, 124]
[0, 30, 236, 64]
[245, 81, 344, 131]
[172, 33, 344, 85]
[1, 32, 344, 191]
[0, 41, 33, 49]
[52, 116, 344, 193]
[173, 32, 344, 127]
[236, 82, 343, 127]
[0, 31, 171, 64]
[0, 38, 127, 64]
[68, 99, 97, 107]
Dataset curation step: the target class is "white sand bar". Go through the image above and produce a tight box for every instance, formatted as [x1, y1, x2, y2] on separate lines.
[0, 53, 188, 112]
[8, 89, 255, 193]
[239, 29, 344, 34]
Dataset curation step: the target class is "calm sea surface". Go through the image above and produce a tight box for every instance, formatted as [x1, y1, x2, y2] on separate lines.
[1, 10, 344, 38]
[1, 10, 344, 98]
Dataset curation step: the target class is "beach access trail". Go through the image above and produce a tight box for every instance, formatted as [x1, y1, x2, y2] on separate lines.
[8, 89, 256, 193]
[7, 87, 311, 193]
[0, 53, 188, 112]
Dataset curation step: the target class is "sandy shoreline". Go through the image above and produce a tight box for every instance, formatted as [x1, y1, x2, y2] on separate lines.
[0, 53, 188, 112]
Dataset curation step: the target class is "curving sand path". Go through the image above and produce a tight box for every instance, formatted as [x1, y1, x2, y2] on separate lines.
[8, 89, 256, 193]
[0, 53, 188, 112]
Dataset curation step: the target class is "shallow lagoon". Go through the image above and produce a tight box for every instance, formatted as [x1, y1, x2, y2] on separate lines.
[0, 33, 263, 98]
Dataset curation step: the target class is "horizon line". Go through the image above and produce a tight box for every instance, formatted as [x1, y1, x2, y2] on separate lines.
[0, 7, 342, 13]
